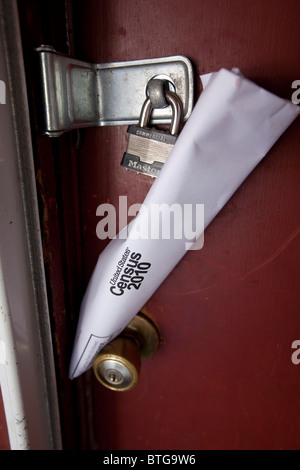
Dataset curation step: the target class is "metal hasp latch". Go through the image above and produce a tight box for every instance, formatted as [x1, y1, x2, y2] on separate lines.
[36, 45, 194, 136]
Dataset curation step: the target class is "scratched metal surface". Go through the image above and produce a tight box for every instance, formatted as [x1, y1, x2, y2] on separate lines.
[72, 0, 300, 450]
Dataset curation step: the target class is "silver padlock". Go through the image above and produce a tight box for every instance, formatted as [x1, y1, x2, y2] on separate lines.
[121, 90, 182, 177]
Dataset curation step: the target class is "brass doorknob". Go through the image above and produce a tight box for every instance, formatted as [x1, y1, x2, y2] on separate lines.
[93, 312, 160, 391]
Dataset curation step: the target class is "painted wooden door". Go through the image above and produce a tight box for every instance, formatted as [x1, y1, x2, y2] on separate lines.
[71, 0, 300, 450]
[0, 390, 9, 449]
[18, 0, 300, 450]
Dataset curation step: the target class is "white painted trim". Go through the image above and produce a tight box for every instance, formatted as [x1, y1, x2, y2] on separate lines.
[0, 259, 29, 449]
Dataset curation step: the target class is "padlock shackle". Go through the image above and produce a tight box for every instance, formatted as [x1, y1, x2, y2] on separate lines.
[138, 97, 152, 130]
[165, 90, 182, 135]
[138, 90, 182, 135]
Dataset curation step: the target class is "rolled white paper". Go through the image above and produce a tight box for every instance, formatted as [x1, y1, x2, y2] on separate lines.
[69, 68, 299, 379]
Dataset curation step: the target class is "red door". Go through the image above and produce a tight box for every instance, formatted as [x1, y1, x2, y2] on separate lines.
[19, 0, 300, 450]
[0, 390, 9, 449]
